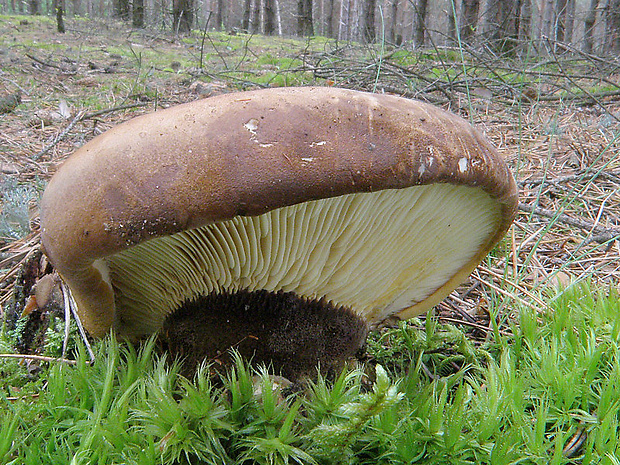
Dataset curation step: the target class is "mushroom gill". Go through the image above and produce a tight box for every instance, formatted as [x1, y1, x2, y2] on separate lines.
[109, 183, 500, 339]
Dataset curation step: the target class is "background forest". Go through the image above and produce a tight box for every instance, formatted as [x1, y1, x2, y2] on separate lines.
[1, 0, 619, 55]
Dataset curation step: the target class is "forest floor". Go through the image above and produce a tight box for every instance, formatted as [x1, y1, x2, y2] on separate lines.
[1, 14, 620, 464]
[1, 14, 619, 345]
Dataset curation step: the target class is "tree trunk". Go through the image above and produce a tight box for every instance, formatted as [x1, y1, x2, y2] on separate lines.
[113, 0, 130, 20]
[485, 0, 518, 52]
[555, 0, 566, 41]
[361, 0, 376, 42]
[133, 0, 144, 27]
[275, 0, 283, 35]
[242, 0, 252, 31]
[512, 0, 523, 42]
[553, 0, 575, 43]
[297, 0, 313, 36]
[29, 0, 39, 14]
[264, 0, 276, 34]
[325, 0, 334, 37]
[351, 0, 361, 40]
[250, 0, 260, 32]
[584, 0, 600, 53]
[564, 0, 575, 43]
[540, 0, 554, 38]
[485, 0, 499, 41]
[519, 0, 531, 41]
[605, 0, 620, 52]
[173, 0, 194, 32]
[412, 0, 428, 46]
[214, 0, 224, 29]
[388, 0, 399, 44]
[460, 0, 480, 42]
[447, 0, 457, 44]
[55, 0, 65, 32]
[338, 0, 350, 40]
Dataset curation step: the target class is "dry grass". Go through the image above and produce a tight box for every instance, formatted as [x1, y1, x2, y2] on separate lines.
[435, 98, 620, 342]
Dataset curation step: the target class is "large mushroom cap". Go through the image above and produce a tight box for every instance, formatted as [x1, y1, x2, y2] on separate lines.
[40, 87, 517, 344]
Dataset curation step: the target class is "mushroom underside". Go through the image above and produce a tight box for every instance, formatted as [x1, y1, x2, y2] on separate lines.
[105, 183, 501, 359]
[159, 288, 369, 379]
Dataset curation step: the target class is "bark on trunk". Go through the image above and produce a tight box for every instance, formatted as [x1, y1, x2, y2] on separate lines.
[388, 0, 399, 44]
[540, 0, 553, 38]
[584, 0, 600, 53]
[250, 0, 260, 32]
[555, 0, 568, 41]
[173, 0, 194, 32]
[275, 0, 283, 35]
[605, 0, 620, 52]
[214, 0, 224, 29]
[412, 0, 428, 46]
[113, 0, 130, 20]
[55, 0, 65, 32]
[460, 0, 480, 42]
[297, 0, 314, 36]
[361, 0, 376, 42]
[28, 0, 39, 14]
[325, 0, 334, 37]
[485, 0, 518, 52]
[133, 0, 144, 27]
[519, 0, 531, 41]
[447, 0, 456, 44]
[564, 0, 575, 43]
[242, 0, 252, 31]
[339, 0, 350, 40]
[264, 0, 276, 34]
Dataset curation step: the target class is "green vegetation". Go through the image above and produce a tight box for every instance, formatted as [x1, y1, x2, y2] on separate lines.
[2, 283, 620, 464]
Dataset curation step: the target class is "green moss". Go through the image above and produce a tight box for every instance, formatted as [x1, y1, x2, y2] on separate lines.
[3, 283, 620, 463]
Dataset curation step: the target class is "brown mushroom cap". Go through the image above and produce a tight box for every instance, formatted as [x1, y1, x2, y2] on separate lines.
[40, 86, 517, 340]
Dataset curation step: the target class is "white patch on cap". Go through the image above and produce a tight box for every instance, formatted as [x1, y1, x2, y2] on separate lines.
[244, 118, 259, 134]
[310, 141, 327, 147]
[458, 157, 468, 173]
[244, 118, 276, 148]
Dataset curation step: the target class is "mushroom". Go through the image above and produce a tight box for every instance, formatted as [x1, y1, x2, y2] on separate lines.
[39, 87, 517, 377]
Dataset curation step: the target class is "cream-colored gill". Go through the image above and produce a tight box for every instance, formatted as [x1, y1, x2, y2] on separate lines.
[107, 183, 500, 335]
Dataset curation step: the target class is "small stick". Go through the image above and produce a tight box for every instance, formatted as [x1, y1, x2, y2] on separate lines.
[6, 393, 41, 402]
[25, 53, 70, 71]
[519, 202, 620, 243]
[518, 169, 620, 187]
[62, 280, 72, 358]
[65, 285, 96, 363]
[0, 353, 77, 365]
[31, 102, 149, 161]
[435, 314, 513, 337]
[31, 110, 85, 161]
[82, 102, 148, 120]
